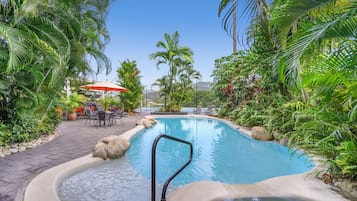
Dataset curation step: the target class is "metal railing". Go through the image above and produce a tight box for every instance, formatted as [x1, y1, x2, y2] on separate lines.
[151, 134, 193, 201]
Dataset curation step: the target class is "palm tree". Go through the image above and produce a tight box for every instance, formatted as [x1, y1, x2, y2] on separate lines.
[218, 0, 270, 52]
[0, 0, 71, 122]
[177, 61, 201, 108]
[219, 0, 238, 52]
[0, 0, 111, 135]
[150, 31, 194, 111]
[153, 76, 170, 110]
[274, 0, 356, 96]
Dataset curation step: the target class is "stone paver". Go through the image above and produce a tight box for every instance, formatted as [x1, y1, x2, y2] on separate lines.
[0, 115, 141, 201]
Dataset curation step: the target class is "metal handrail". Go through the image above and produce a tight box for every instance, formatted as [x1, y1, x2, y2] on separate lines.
[151, 134, 193, 201]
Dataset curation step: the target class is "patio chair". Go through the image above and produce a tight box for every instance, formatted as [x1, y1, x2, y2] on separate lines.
[108, 112, 116, 126]
[205, 105, 213, 115]
[96, 111, 106, 126]
[193, 106, 202, 114]
[96, 111, 114, 126]
[84, 108, 98, 126]
[112, 110, 124, 124]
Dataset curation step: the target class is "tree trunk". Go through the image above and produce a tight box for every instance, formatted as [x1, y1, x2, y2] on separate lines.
[233, 0, 237, 53]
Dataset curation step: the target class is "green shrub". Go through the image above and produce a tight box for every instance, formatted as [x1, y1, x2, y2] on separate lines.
[0, 123, 12, 146]
[334, 141, 357, 178]
[0, 110, 60, 146]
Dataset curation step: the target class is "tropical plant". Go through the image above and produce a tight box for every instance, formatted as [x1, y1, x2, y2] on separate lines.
[97, 96, 120, 110]
[150, 31, 199, 111]
[214, 0, 357, 182]
[273, 0, 356, 94]
[0, 123, 12, 146]
[174, 61, 201, 109]
[116, 59, 143, 112]
[61, 93, 87, 113]
[334, 141, 357, 178]
[0, 0, 111, 145]
[212, 48, 281, 117]
[218, 0, 271, 51]
[182, 90, 219, 107]
[152, 76, 170, 110]
[218, 0, 238, 52]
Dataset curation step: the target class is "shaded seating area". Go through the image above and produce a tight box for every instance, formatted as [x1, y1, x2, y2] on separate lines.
[84, 107, 118, 127]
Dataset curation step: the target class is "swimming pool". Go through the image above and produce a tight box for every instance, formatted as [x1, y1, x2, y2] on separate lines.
[59, 117, 314, 201]
[128, 117, 313, 185]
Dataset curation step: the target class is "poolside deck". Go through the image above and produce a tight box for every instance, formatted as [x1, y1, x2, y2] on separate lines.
[1, 114, 349, 201]
[0, 115, 142, 201]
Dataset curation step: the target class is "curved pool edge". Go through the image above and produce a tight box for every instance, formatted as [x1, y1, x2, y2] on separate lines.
[153, 114, 253, 137]
[23, 125, 145, 201]
[23, 115, 345, 201]
[24, 154, 103, 201]
[167, 173, 347, 201]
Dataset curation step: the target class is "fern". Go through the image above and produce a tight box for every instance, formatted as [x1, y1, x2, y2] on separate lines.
[335, 141, 357, 178]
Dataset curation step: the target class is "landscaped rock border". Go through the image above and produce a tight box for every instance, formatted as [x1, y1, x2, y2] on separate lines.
[251, 126, 273, 141]
[239, 125, 288, 145]
[0, 132, 59, 158]
[135, 115, 158, 128]
[92, 135, 131, 160]
[334, 179, 357, 201]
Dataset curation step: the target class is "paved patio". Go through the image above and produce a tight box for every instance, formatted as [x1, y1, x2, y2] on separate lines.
[0, 115, 142, 201]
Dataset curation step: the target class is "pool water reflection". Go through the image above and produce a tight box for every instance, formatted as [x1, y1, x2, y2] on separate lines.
[128, 117, 314, 186]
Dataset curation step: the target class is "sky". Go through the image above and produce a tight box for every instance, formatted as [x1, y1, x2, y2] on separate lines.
[97, 0, 238, 87]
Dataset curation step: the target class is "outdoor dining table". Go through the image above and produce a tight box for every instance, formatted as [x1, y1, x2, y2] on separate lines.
[95, 111, 115, 127]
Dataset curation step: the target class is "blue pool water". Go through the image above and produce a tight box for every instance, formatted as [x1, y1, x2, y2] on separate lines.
[59, 117, 314, 201]
[128, 117, 314, 186]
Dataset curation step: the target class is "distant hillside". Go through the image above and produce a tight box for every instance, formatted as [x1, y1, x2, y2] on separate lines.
[195, 81, 212, 91]
[145, 91, 160, 100]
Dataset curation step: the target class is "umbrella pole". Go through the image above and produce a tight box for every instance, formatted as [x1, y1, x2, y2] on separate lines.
[104, 91, 107, 126]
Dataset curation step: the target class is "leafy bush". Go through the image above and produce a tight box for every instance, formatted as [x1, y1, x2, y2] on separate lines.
[232, 102, 265, 127]
[61, 93, 87, 112]
[334, 141, 357, 178]
[0, 123, 12, 146]
[98, 96, 120, 110]
[117, 60, 143, 112]
[0, 109, 60, 146]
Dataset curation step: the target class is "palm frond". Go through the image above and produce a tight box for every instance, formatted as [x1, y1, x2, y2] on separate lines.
[279, 7, 357, 89]
[273, 0, 337, 47]
[44, 7, 82, 41]
[26, 16, 70, 61]
[218, 0, 268, 42]
[0, 23, 33, 72]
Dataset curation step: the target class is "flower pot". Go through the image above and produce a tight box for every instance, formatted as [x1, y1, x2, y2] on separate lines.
[67, 112, 77, 121]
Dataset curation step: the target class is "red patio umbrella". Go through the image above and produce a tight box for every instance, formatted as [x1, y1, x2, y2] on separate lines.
[80, 81, 128, 125]
[80, 81, 128, 92]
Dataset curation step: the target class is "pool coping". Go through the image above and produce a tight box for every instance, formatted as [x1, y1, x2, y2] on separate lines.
[23, 115, 347, 201]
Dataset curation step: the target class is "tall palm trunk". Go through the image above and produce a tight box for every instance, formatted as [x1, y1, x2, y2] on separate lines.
[233, 0, 237, 52]
[168, 62, 175, 112]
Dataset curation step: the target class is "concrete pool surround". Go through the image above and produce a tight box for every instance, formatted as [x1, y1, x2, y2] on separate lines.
[23, 115, 347, 201]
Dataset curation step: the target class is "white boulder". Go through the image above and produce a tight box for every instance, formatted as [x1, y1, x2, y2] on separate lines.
[92, 135, 130, 160]
[251, 126, 272, 141]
